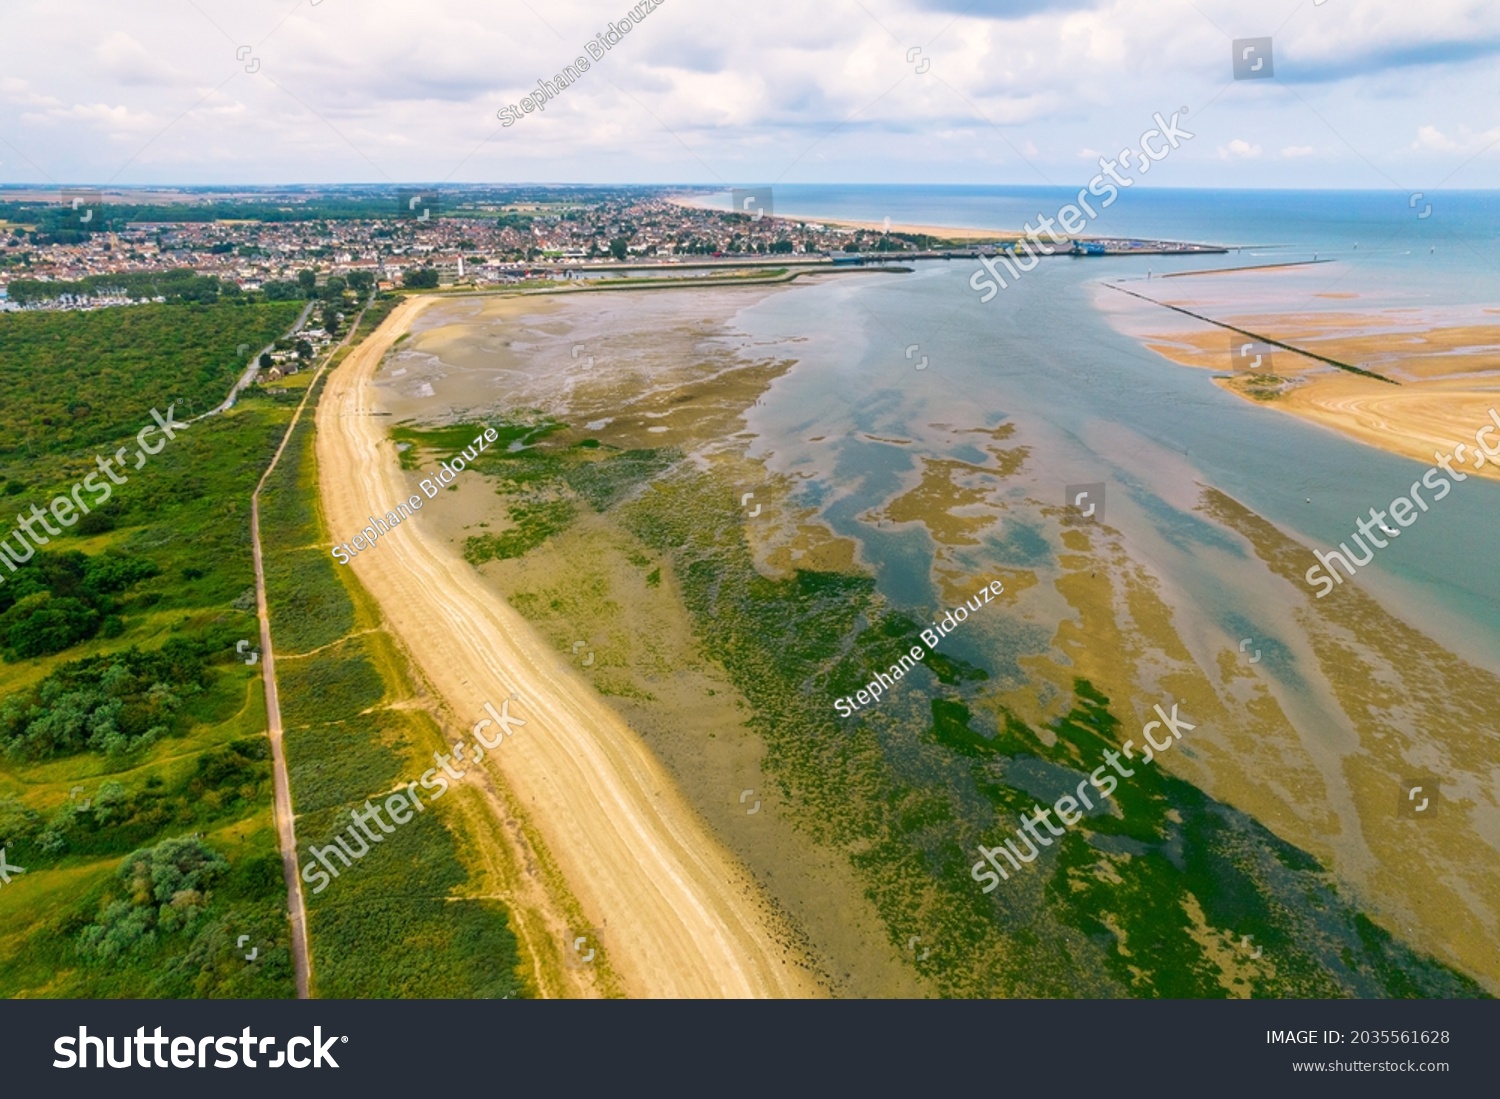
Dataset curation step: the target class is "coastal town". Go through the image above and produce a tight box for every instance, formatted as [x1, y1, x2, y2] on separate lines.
[0, 187, 1224, 311]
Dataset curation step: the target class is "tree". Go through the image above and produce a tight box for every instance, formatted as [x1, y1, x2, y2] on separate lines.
[259, 351, 273, 368]
[78, 836, 229, 959]
[124, 835, 228, 905]
[294, 339, 313, 360]
[0, 592, 100, 661]
[403, 267, 439, 289]
[346, 270, 374, 294]
[296, 269, 317, 296]
[609, 237, 629, 261]
[0, 637, 208, 759]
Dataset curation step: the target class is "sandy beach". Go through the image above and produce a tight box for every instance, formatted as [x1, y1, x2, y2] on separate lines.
[1280, 375, 1500, 478]
[313, 277, 1500, 997]
[667, 192, 1018, 241]
[315, 295, 820, 999]
[1105, 286, 1500, 480]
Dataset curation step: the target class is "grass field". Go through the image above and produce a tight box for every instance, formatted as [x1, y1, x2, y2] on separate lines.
[258, 329, 530, 999]
[0, 293, 532, 998]
[0, 301, 306, 998]
[0, 301, 302, 461]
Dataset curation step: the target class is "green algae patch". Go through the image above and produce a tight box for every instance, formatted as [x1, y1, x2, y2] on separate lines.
[615, 463, 1484, 998]
[428, 418, 1487, 999]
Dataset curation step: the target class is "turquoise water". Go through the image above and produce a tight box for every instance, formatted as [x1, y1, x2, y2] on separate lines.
[702, 184, 1500, 302]
[716, 187, 1500, 669]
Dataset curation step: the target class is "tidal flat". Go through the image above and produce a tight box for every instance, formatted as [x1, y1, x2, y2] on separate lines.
[371, 280, 1497, 997]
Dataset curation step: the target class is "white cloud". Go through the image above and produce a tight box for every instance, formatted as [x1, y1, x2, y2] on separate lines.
[0, 0, 1494, 183]
[49, 101, 161, 134]
[1217, 139, 1262, 160]
[95, 31, 189, 87]
[1413, 124, 1460, 151]
[1411, 122, 1500, 153]
[0, 76, 61, 109]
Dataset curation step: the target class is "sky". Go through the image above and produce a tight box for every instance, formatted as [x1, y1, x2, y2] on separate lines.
[0, 0, 1497, 190]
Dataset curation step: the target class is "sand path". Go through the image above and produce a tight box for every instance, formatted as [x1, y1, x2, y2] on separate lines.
[315, 296, 816, 999]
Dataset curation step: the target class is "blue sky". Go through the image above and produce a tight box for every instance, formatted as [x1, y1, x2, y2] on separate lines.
[0, 0, 1496, 190]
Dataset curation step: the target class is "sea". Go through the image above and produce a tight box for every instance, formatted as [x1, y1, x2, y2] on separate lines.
[694, 185, 1500, 669]
[381, 184, 1498, 985]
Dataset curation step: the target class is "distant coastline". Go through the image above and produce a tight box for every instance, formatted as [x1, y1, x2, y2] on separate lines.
[665, 192, 1019, 241]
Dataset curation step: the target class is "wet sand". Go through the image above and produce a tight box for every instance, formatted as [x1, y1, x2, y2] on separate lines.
[362, 278, 1500, 995]
[1102, 281, 1500, 481]
[317, 294, 822, 998]
[383, 287, 925, 997]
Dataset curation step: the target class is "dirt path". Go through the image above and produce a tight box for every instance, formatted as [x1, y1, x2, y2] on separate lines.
[193, 301, 315, 423]
[314, 295, 818, 999]
[252, 294, 379, 999]
[250, 491, 310, 999]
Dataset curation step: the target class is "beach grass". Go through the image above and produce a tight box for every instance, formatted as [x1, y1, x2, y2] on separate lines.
[259, 367, 527, 999]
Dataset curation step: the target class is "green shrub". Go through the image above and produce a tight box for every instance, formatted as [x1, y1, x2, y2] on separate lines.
[0, 638, 210, 759]
[78, 835, 229, 959]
